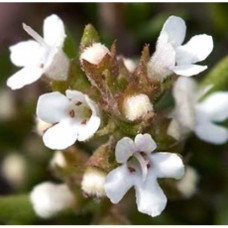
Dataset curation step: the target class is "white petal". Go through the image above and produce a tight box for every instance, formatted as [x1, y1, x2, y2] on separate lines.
[172, 77, 196, 130]
[135, 133, 157, 154]
[150, 152, 185, 179]
[159, 15, 186, 47]
[44, 49, 69, 81]
[7, 67, 43, 90]
[84, 94, 100, 120]
[194, 121, 228, 145]
[115, 137, 136, 164]
[66, 90, 86, 102]
[197, 92, 228, 122]
[176, 35, 213, 65]
[43, 14, 66, 48]
[173, 64, 207, 77]
[43, 118, 78, 150]
[9, 40, 44, 67]
[77, 115, 101, 141]
[105, 164, 134, 204]
[36, 117, 53, 136]
[148, 34, 176, 80]
[134, 171, 167, 217]
[36, 91, 69, 123]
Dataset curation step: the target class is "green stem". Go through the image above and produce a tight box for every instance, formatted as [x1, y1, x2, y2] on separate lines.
[92, 198, 112, 224]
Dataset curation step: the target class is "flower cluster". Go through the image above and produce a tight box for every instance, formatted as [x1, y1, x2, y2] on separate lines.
[6, 14, 228, 222]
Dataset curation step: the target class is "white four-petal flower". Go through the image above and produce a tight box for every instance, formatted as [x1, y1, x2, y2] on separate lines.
[148, 15, 213, 80]
[36, 90, 101, 150]
[7, 14, 70, 90]
[168, 77, 228, 144]
[105, 134, 184, 217]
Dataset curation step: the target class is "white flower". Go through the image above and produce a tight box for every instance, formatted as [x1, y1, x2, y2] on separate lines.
[148, 15, 213, 80]
[105, 134, 184, 217]
[80, 42, 110, 65]
[81, 167, 106, 198]
[122, 94, 153, 121]
[168, 77, 228, 144]
[30, 182, 75, 219]
[1, 153, 26, 188]
[7, 14, 69, 90]
[36, 89, 101, 150]
[177, 166, 199, 199]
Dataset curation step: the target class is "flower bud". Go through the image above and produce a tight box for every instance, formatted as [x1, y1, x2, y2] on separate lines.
[177, 166, 199, 199]
[122, 94, 153, 121]
[80, 42, 110, 65]
[30, 182, 75, 219]
[122, 58, 136, 73]
[81, 167, 106, 198]
[1, 153, 26, 188]
[50, 150, 67, 169]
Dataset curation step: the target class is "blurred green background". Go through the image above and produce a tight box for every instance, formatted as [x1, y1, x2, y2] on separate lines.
[0, 3, 228, 225]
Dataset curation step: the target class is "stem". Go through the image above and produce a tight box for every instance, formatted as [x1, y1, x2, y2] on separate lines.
[92, 198, 112, 224]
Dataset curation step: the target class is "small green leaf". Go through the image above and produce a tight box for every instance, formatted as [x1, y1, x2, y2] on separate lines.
[80, 24, 100, 50]
[63, 27, 78, 59]
[200, 56, 228, 96]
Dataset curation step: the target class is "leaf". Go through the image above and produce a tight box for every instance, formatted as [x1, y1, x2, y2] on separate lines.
[63, 27, 78, 59]
[130, 45, 161, 100]
[80, 24, 100, 51]
[200, 56, 228, 96]
[0, 194, 37, 225]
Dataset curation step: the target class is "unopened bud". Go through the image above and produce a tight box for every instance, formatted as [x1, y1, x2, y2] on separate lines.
[177, 166, 199, 199]
[1, 153, 26, 188]
[50, 151, 67, 169]
[122, 94, 153, 121]
[80, 42, 110, 65]
[122, 58, 136, 73]
[30, 182, 75, 219]
[81, 167, 106, 198]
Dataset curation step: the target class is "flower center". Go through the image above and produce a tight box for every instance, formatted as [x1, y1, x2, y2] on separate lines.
[68, 100, 92, 125]
[128, 151, 151, 181]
